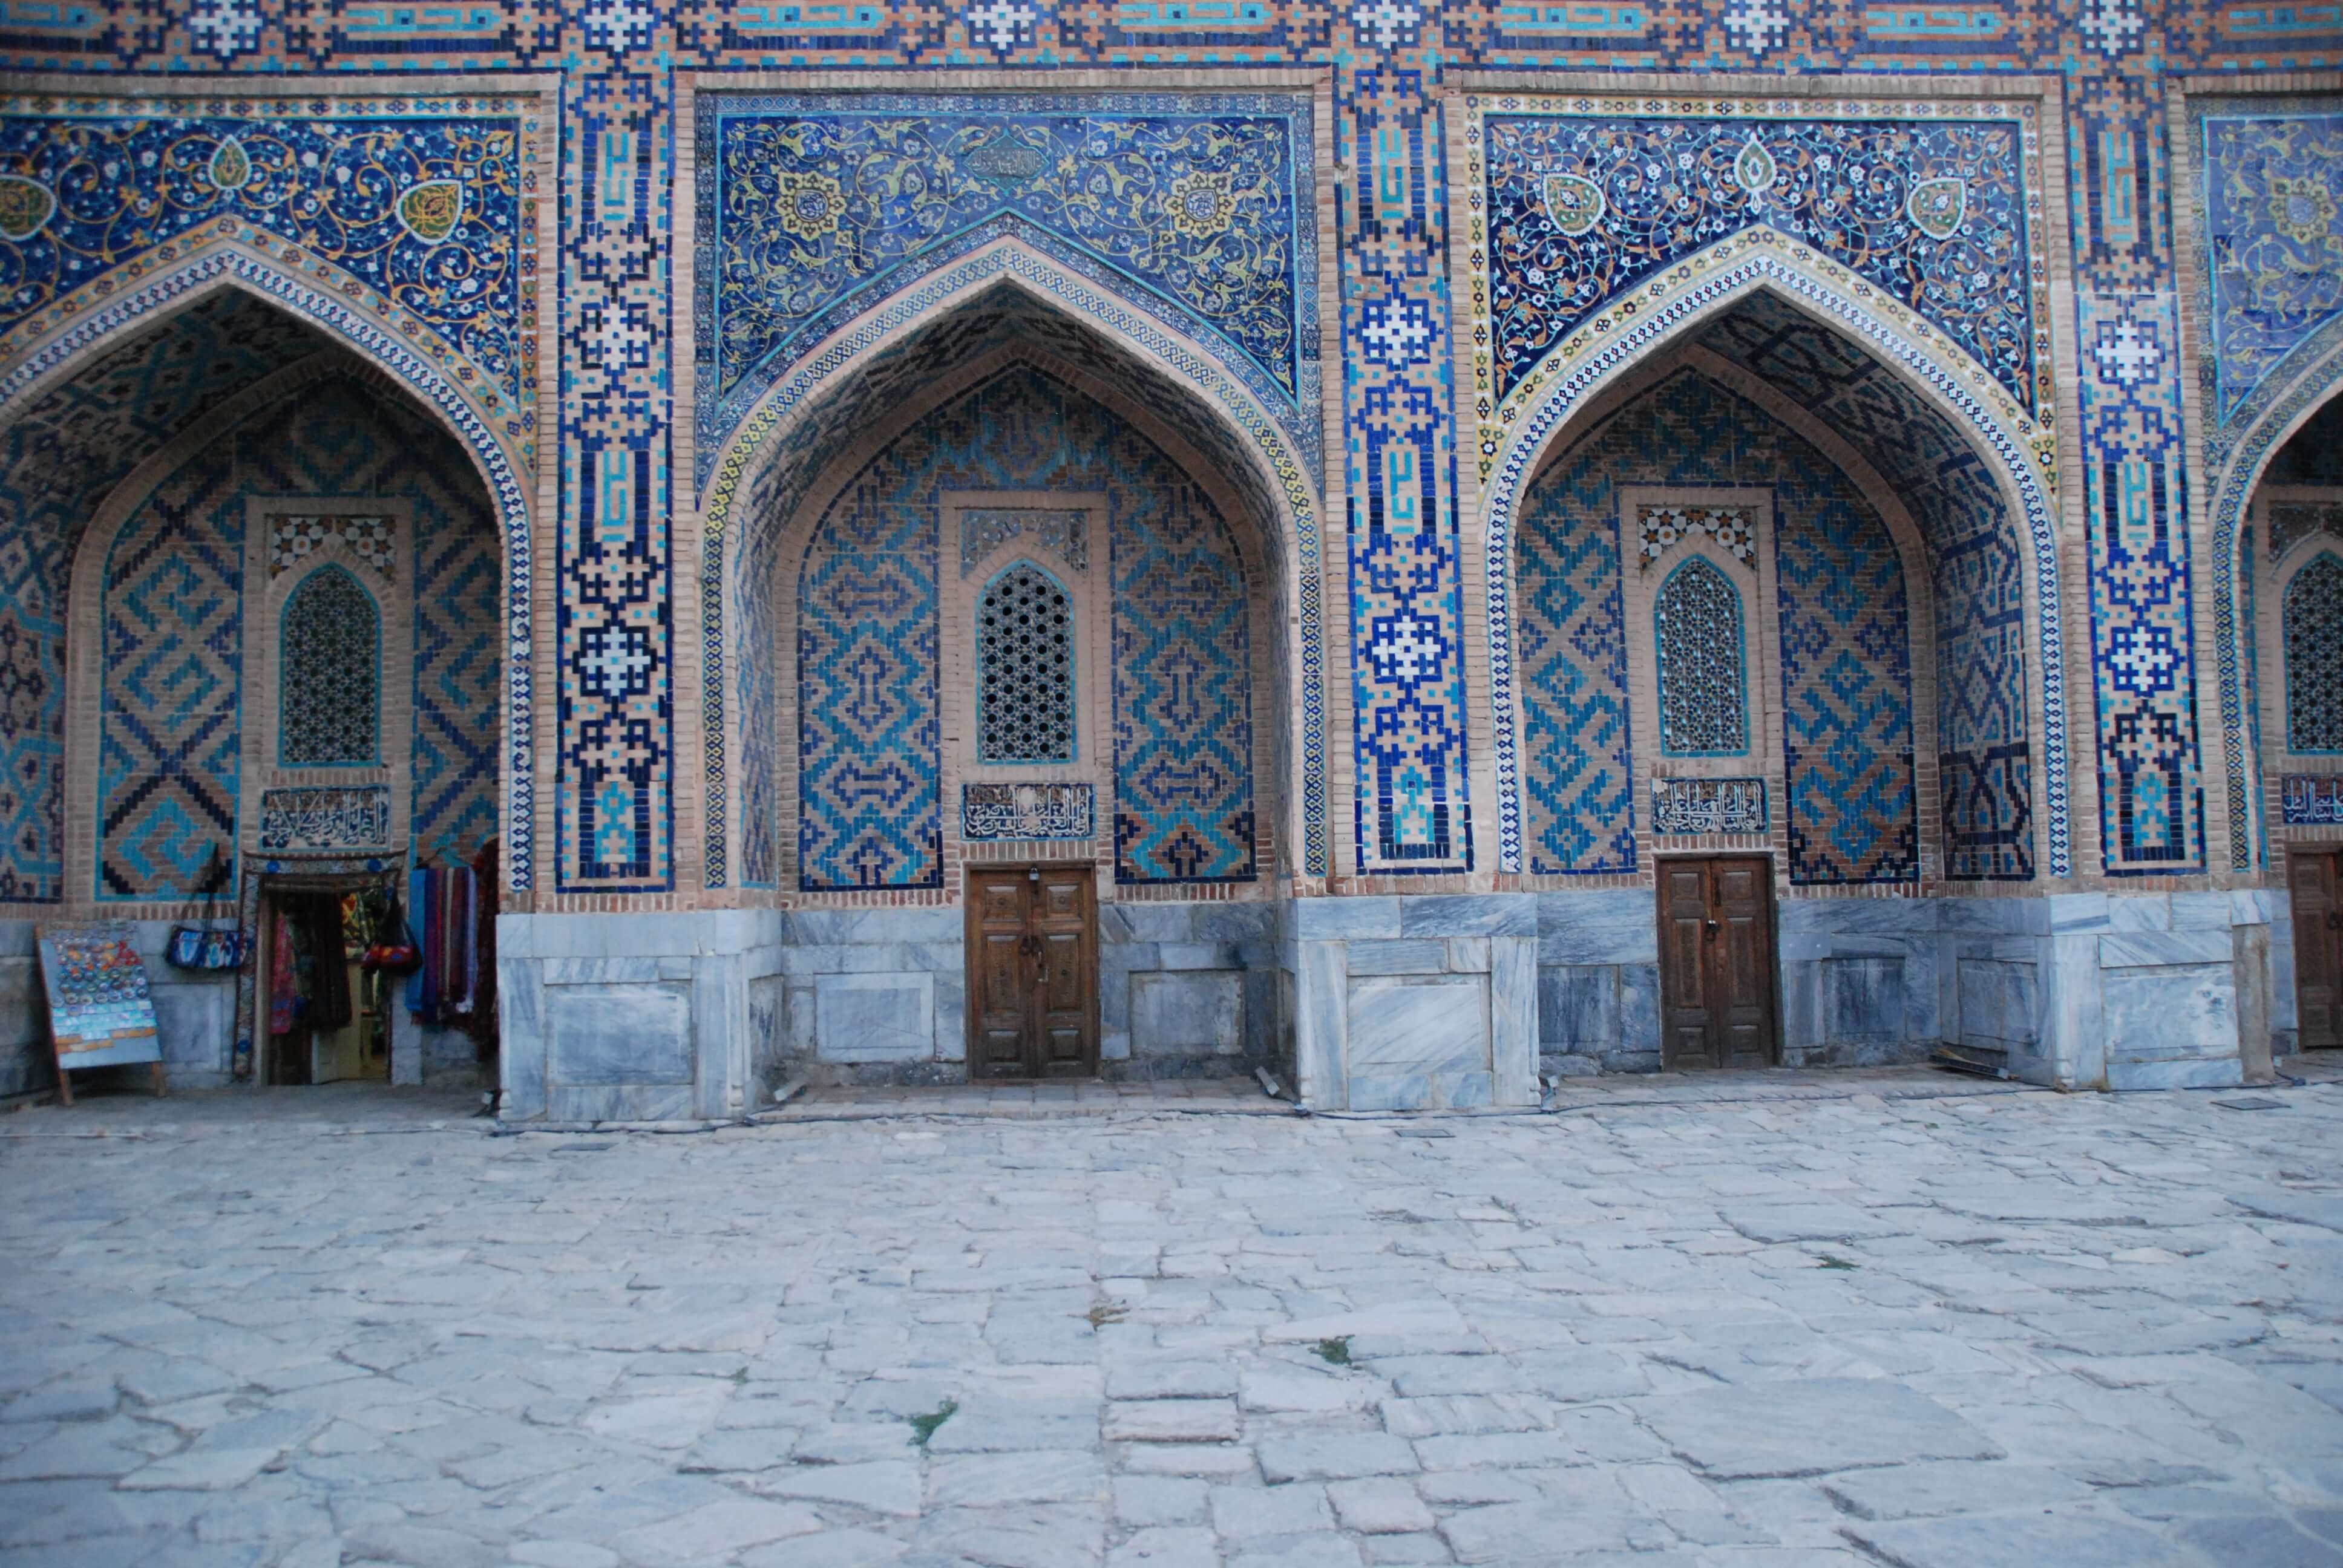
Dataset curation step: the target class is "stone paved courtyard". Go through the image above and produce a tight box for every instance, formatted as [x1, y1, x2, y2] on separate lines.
[6, 1072, 2343, 1566]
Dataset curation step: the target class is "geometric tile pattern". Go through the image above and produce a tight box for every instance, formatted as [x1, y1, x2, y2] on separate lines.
[1517, 367, 1917, 883]
[1346, 64, 1473, 874]
[1774, 475, 1921, 885]
[1699, 296, 2028, 881]
[1515, 446, 1634, 875]
[1653, 555, 1749, 758]
[1478, 108, 2042, 420]
[793, 365, 1254, 889]
[0, 292, 328, 901]
[7, 8, 2310, 903]
[697, 91, 1319, 489]
[278, 564, 380, 766]
[2081, 291, 2204, 874]
[2286, 553, 2343, 753]
[409, 430, 503, 870]
[97, 446, 243, 901]
[1112, 447, 1254, 884]
[1480, 250, 2063, 879]
[90, 369, 500, 895]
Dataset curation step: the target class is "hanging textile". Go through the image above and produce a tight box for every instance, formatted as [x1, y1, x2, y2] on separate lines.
[298, 892, 353, 1031]
[406, 863, 480, 1024]
[407, 867, 435, 1023]
[466, 839, 499, 1059]
[270, 911, 298, 1036]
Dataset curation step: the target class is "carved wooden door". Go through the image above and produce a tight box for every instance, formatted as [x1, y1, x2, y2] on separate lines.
[2293, 851, 2342, 1051]
[967, 866, 1098, 1079]
[1657, 856, 1779, 1070]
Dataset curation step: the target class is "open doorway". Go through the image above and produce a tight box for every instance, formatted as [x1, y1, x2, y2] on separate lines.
[261, 874, 396, 1087]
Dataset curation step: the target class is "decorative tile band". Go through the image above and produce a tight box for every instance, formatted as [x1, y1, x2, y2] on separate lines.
[963, 781, 1094, 840]
[1481, 247, 2069, 880]
[258, 786, 393, 851]
[1651, 776, 1768, 835]
[0, 250, 537, 892]
[2283, 774, 2343, 826]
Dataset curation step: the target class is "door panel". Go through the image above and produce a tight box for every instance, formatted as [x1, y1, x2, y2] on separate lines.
[1654, 857, 1780, 1070]
[966, 867, 1099, 1078]
[2294, 851, 2341, 1051]
[1659, 865, 1715, 1067]
[1712, 861, 1775, 1070]
[971, 875, 1034, 1077]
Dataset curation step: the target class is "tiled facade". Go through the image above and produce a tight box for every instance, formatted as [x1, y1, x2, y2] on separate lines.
[0, 5, 2336, 1109]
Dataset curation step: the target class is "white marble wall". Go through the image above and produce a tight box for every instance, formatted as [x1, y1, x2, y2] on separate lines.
[499, 907, 781, 1122]
[1286, 895, 1540, 1111]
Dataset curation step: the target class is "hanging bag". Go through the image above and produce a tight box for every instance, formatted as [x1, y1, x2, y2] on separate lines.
[360, 885, 422, 977]
[165, 848, 251, 972]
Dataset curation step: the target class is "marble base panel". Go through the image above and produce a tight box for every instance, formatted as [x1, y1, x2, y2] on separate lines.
[1287, 893, 1539, 1111]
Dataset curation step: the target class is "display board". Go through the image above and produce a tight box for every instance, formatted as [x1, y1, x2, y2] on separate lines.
[36, 922, 162, 1070]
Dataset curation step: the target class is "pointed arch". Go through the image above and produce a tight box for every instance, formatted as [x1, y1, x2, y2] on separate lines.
[696, 237, 1326, 887]
[2210, 347, 2343, 869]
[0, 246, 535, 892]
[1477, 244, 2068, 878]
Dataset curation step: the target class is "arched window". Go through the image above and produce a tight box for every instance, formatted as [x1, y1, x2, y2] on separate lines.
[977, 561, 1076, 764]
[1654, 555, 1748, 757]
[2287, 552, 2343, 754]
[280, 564, 380, 766]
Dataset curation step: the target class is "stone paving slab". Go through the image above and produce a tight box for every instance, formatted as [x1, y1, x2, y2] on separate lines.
[4, 1069, 2343, 1564]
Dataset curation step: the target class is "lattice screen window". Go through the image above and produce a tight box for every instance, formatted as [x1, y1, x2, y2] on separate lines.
[978, 562, 1076, 763]
[2287, 553, 2343, 753]
[1654, 555, 1749, 756]
[280, 564, 381, 766]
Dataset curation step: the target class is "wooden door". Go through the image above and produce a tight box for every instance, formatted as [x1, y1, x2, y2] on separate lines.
[966, 866, 1098, 1079]
[2294, 850, 2343, 1051]
[1656, 856, 1780, 1070]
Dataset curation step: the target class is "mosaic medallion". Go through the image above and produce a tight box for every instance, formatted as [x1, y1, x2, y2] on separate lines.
[0, 175, 53, 241]
[208, 136, 251, 192]
[395, 179, 465, 245]
[1541, 172, 1605, 236]
[1907, 175, 1967, 239]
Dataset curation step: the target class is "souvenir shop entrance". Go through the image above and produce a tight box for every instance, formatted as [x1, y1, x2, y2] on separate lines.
[258, 851, 496, 1089]
[260, 872, 399, 1087]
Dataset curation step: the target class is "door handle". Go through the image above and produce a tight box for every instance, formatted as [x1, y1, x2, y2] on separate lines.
[1704, 919, 1720, 937]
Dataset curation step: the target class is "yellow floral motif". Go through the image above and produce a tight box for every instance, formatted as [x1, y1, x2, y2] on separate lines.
[775, 171, 847, 243]
[2269, 174, 2338, 247]
[1167, 169, 1237, 240]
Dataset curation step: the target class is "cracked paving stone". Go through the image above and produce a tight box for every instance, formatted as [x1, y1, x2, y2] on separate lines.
[8, 1073, 2343, 1565]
